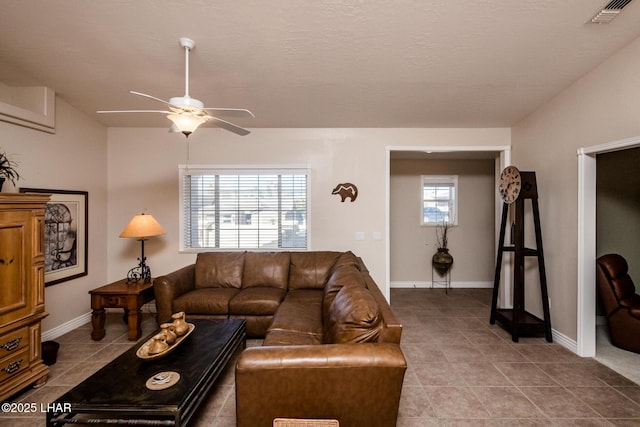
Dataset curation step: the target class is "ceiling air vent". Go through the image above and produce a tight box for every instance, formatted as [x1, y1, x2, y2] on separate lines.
[589, 0, 634, 23]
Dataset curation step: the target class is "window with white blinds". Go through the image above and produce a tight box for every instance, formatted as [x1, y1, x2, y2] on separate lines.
[179, 166, 309, 250]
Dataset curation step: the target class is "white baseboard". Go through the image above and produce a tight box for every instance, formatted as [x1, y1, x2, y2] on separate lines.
[552, 327, 578, 354]
[42, 312, 92, 342]
[390, 281, 493, 289]
[41, 303, 157, 342]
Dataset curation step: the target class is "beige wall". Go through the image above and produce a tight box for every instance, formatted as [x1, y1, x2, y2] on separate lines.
[512, 35, 640, 341]
[0, 98, 108, 333]
[390, 158, 496, 285]
[107, 128, 510, 300]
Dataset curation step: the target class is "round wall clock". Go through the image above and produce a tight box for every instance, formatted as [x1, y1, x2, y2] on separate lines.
[499, 165, 521, 204]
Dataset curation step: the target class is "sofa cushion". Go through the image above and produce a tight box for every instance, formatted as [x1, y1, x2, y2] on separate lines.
[242, 252, 290, 289]
[230, 315, 275, 338]
[267, 290, 323, 341]
[173, 288, 240, 315]
[324, 284, 382, 344]
[322, 264, 366, 323]
[620, 294, 640, 310]
[263, 329, 323, 346]
[230, 287, 286, 315]
[288, 252, 342, 290]
[195, 252, 245, 289]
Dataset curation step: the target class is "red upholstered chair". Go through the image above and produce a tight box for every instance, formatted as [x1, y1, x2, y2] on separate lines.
[596, 254, 640, 354]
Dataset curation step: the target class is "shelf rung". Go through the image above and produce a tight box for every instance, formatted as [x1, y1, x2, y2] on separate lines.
[500, 246, 538, 256]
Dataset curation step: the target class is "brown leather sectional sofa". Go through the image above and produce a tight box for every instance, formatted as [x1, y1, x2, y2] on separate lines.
[153, 251, 406, 427]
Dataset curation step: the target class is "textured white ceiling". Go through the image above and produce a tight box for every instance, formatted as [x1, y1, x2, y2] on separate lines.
[1, 0, 640, 130]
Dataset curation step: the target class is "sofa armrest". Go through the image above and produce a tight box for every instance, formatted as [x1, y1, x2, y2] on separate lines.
[153, 264, 196, 324]
[235, 343, 406, 427]
[360, 267, 403, 344]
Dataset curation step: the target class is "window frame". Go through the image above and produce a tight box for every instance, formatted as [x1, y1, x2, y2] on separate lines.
[179, 164, 310, 252]
[420, 175, 458, 226]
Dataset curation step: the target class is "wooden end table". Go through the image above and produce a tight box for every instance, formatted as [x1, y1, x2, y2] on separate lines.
[89, 279, 155, 341]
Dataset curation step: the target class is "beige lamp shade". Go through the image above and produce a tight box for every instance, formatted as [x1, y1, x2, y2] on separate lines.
[119, 213, 166, 239]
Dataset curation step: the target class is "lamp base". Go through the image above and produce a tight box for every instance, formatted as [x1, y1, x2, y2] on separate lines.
[126, 261, 151, 284]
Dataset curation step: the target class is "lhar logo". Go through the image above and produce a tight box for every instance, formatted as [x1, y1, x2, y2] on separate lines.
[331, 183, 358, 202]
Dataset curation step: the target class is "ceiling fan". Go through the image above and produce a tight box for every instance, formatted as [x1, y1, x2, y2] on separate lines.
[98, 37, 254, 137]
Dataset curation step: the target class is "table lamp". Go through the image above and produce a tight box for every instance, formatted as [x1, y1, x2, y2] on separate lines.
[119, 213, 166, 283]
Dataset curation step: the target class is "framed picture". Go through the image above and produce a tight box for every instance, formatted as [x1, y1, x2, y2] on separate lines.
[20, 188, 88, 286]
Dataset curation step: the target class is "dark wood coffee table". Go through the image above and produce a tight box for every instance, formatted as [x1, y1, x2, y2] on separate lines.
[46, 319, 246, 426]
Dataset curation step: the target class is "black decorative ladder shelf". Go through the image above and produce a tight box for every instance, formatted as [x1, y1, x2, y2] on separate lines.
[490, 171, 552, 342]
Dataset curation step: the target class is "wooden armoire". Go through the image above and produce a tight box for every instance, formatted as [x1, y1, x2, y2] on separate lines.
[0, 193, 50, 400]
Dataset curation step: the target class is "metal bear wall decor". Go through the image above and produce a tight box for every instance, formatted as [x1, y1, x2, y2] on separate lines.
[331, 182, 358, 202]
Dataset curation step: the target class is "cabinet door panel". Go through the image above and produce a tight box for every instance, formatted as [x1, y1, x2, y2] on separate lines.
[0, 211, 31, 323]
[0, 225, 26, 315]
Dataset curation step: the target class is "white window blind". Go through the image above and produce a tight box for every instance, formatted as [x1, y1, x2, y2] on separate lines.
[180, 166, 309, 250]
[421, 175, 458, 226]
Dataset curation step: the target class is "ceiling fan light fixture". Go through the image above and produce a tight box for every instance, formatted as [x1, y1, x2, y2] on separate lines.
[167, 112, 207, 137]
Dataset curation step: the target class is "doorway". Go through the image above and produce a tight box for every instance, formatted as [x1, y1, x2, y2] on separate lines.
[577, 135, 640, 357]
[385, 145, 511, 301]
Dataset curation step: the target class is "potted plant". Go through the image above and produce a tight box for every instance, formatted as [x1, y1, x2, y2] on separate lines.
[432, 220, 453, 276]
[0, 150, 20, 191]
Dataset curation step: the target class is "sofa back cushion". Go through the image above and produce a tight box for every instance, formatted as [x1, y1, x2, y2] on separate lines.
[289, 252, 342, 290]
[324, 284, 382, 343]
[598, 254, 636, 301]
[330, 251, 360, 271]
[243, 252, 290, 289]
[195, 252, 245, 289]
[322, 264, 366, 322]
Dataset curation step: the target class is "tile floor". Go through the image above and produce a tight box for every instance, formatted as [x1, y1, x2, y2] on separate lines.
[2, 288, 640, 426]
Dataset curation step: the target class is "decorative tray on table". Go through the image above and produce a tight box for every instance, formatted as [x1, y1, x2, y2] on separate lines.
[136, 323, 195, 361]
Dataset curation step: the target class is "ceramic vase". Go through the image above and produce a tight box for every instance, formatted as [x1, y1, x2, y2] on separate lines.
[432, 248, 454, 276]
[171, 312, 190, 337]
[160, 323, 177, 345]
[148, 333, 169, 355]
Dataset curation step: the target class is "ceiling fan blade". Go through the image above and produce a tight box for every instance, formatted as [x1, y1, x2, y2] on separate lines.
[97, 110, 171, 114]
[202, 108, 255, 118]
[205, 115, 251, 136]
[130, 91, 172, 105]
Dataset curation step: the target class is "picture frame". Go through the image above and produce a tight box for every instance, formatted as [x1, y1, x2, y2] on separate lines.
[20, 188, 88, 286]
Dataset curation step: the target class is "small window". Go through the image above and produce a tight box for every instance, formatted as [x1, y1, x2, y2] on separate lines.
[421, 175, 458, 226]
[179, 165, 309, 251]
